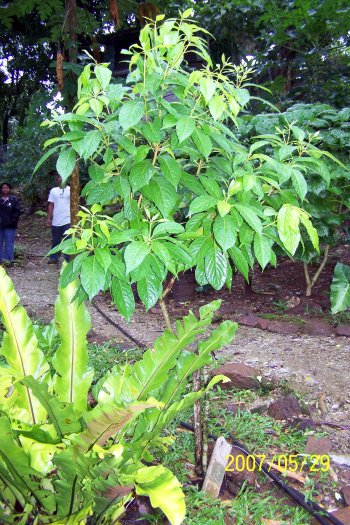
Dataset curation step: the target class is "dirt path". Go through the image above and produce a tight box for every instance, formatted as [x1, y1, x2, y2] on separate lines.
[4, 216, 350, 456]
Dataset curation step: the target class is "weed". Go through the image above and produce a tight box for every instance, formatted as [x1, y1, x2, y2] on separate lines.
[88, 342, 144, 383]
[273, 300, 289, 311]
[331, 310, 350, 326]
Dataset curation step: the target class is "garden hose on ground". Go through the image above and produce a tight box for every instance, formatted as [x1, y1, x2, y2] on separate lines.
[180, 422, 345, 525]
[91, 299, 147, 349]
[92, 303, 345, 525]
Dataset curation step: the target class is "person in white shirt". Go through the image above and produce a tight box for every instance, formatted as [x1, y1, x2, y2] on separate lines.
[47, 171, 71, 264]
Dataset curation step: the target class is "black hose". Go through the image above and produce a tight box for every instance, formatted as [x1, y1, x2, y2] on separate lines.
[91, 299, 147, 349]
[91, 303, 344, 525]
[180, 422, 345, 525]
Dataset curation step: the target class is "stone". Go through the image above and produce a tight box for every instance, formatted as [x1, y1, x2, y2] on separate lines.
[288, 417, 316, 430]
[238, 314, 259, 327]
[329, 454, 350, 468]
[303, 321, 335, 337]
[266, 320, 300, 336]
[267, 395, 304, 420]
[342, 486, 350, 506]
[225, 446, 257, 496]
[202, 437, 232, 498]
[256, 317, 269, 330]
[248, 400, 271, 414]
[211, 363, 261, 390]
[225, 402, 246, 414]
[305, 436, 333, 455]
[336, 324, 350, 337]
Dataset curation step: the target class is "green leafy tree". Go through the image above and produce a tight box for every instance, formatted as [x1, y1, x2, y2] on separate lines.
[0, 266, 236, 524]
[165, 0, 350, 107]
[36, 12, 336, 325]
[241, 103, 350, 296]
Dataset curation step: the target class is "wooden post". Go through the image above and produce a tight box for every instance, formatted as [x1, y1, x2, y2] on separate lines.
[202, 437, 231, 498]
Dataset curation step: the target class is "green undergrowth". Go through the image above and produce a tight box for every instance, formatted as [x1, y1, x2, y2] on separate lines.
[88, 341, 143, 383]
[0, 329, 332, 524]
[46, 339, 336, 523]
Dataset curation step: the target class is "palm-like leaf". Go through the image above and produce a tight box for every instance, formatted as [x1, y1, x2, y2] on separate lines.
[53, 277, 94, 415]
[0, 267, 49, 424]
[76, 401, 157, 452]
[98, 301, 223, 405]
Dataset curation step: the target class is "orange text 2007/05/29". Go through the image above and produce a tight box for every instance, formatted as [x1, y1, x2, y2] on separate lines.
[225, 454, 330, 473]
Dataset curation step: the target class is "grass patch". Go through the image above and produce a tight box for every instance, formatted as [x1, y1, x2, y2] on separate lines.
[88, 341, 144, 383]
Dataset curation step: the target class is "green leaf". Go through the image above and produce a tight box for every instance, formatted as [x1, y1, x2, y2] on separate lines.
[192, 128, 213, 159]
[33, 144, 61, 174]
[130, 160, 155, 192]
[142, 118, 162, 143]
[95, 64, 112, 90]
[189, 235, 213, 264]
[77, 401, 155, 452]
[217, 200, 232, 217]
[52, 278, 93, 415]
[330, 263, 350, 314]
[119, 99, 144, 131]
[158, 155, 182, 188]
[56, 148, 76, 183]
[228, 246, 249, 281]
[81, 256, 106, 299]
[176, 116, 195, 143]
[253, 234, 272, 270]
[135, 466, 185, 525]
[204, 246, 227, 290]
[209, 95, 225, 120]
[199, 77, 216, 103]
[0, 414, 40, 496]
[200, 176, 221, 198]
[153, 221, 184, 237]
[189, 195, 217, 215]
[291, 169, 307, 201]
[109, 256, 127, 281]
[137, 273, 162, 310]
[74, 130, 102, 161]
[151, 241, 175, 272]
[213, 215, 237, 251]
[94, 247, 112, 271]
[21, 376, 81, 437]
[111, 278, 135, 321]
[235, 204, 262, 234]
[142, 177, 178, 217]
[0, 267, 49, 425]
[124, 241, 150, 274]
[277, 205, 300, 255]
[299, 212, 319, 252]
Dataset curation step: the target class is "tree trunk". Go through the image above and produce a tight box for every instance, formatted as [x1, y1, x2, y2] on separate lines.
[303, 246, 330, 297]
[2, 112, 9, 152]
[65, 0, 79, 225]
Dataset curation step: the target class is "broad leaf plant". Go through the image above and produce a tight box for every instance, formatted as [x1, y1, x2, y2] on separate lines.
[37, 11, 335, 320]
[0, 266, 236, 523]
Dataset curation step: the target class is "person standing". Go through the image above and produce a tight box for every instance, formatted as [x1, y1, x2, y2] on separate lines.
[47, 171, 71, 264]
[0, 182, 20, 264]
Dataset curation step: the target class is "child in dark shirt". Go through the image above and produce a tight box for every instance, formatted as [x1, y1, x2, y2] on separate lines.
[0, 182, 20, 264]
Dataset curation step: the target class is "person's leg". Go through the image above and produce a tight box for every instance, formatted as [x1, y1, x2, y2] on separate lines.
[0, 227, 4, 262]
[3, 228, 16, 261]
[61, 223, 71, 262]
[49, 226, 61, 263]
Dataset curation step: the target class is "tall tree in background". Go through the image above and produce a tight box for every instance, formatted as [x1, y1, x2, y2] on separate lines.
[64, 0, 80, 224]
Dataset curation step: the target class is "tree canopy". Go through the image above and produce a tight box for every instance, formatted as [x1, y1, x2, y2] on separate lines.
[0, 0, 349, 154]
